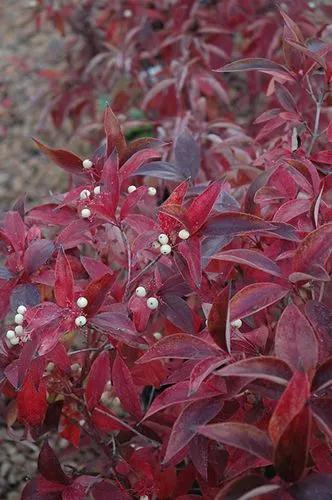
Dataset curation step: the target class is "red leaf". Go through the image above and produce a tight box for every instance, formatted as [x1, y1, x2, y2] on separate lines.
[23, 240, 55, 275]
[119, 149, 161, 182]
[215, 58, 295, 81]
[289, 473, 332, 499]
[17, 378, 47, 427]
[38, 441, 70, 485]
[3, 211, 26, 252]
[202, 212, 276, 237]
[199, 422, 273, 461]
[137, 334, 221, 364]
[33, 139, 84, 176]
[104, 105, 126, 158]
[215, 356, 292, 386]
[274, 406, 311, 482]
[101, 149, 120, 206]
[85, 351, 110, 411]
[189, 357, 228, 395]
[275, 304, 318, 373]
[215, 474, 280, 500]
[230, 283, 289, 321]
[112, 353, 142, 419]
[186, 182, 221, 233]
[311, 150, 332, 164]
[268, 371, 310, 444]
[163, 397, 222, 465]
[207, 285, 231, 352]
[84, 272, 115, 317]
[312, 357, 332, 393]
[54, 249, 74, 308]
[212, 249, 282, 277]
[143, 380, 224, 421]
[292, 223, 332, 280]
[177, 236, 202, 287]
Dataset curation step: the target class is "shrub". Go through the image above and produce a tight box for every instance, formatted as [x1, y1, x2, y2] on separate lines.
[1, 3, 332, 499]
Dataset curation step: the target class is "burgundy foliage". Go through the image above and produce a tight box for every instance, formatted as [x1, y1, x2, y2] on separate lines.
[1, 1, 332, 498]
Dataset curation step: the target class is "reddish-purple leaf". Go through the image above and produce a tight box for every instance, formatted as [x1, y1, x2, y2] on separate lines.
[137, 334, 221, 364]
[160, 295, 195, 333]
[188, 435, 209, 480]
[212, 249, 282, 277]
[186, 182, 221, 233]
[289, 472, 332, 500]
[33, 139, 84, 176]
[104, 105, 126, 158]
[292, 223, 332, 278]
[274, 406, 311, 482]
[207, 285, 231, 352]
[38, 441, 70, 485]
[177, 236, 202, 287]
[311, 150, 332, 164]
[310, 398, 332, 439]
[174, 131, 200, 180]
[163, 397, 223, 465]
[84, 273, 115, 317]
[101, 149, 120, 206]
[3, 211, 26, 252]
[202, 212, 276, 237]
[85, 351, 111, 411]
[23, 240, 55, 275]
[215, 474, 280, 500]
[275, 82, 298, 113]
[312, 357, 332, 393]
[275, 304, 318, 373]
[215, 356, 292, 386]
[230, 283, 289, 321]
[268, 371, 310, 444]
[273, 198, 311, 223]
[119, 149, 161, 182]
[143, 380, 224, 421]
[56, 220, 92, 249]
[54, 249, 74, 308]
[199, 422, 273, 461]
[112, 353, 142, 419]
[215, 58, 295, 81]
[189, 356, 228, 395]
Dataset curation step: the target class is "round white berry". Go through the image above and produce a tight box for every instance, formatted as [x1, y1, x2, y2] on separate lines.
[82, 159, 93, 169]
[158, 233, 169, 245]
[153, 332, 162, 340]
[9, 336, 20, 346]
[71, 363, 81, 372]
[15, 325, 24, 336]
[6, 330, 15, 340]
[14, 313, 24, 325]
[231, 318, 242, 329]
[123, 8, 132, 18]
[113, 396, 121, 406]
[105, 380, 112, 390]
[17, 305, 27, 315]
[147, 297, 159, 310]
[152, 240, 161, 249]
[81, 208, 91, 219]
[76, 296, 88, 308]
[178, 229, 190, 240]
[80, 189, 90, 200]
[127, 185, 137, 194]
[101, 391, 110, 404]
[93, 185, 101, 195]
[160, 244, 172, 255]
[135, 286, 147, 298]
[148, 187, 157, 196]
[75, 315, 87, 327]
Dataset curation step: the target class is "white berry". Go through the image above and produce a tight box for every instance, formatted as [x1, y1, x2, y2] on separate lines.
[152, 241, 161, 249]
[17, 305, 27, 315]
[14, 313, 24, 325]
[81, 208, 91, 219]
[105, 380, 112, 390]
[123, 8, 132, 18]
[80, 189, 90, 200]
[178, 229, 190, 240]
[93, 186, 101, 195]
[46, 362, 55, 373]
[147, 297, 159, 310]
[158, 233, 169, 245]
[82, 159, 93, 169]
[101, 391, 110, 404]
[15, 325, 24, 336]
[135, 286, 147, 298]
[76, 296, 88, 308]
[71, 363, 81, 372]
[231, 318, 242, 329]
[9, 336, 20, 346]
[6, 330, 15, 340]
[153, 332, 162, 340]
[160, 244, 172, 255]
[127, 185, 137, 193]
[75, 315, 87, 327]
[148, 187, 157, 196]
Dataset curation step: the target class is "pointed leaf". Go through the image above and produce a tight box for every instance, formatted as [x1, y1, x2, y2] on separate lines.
[33, 139, 84, 176]
[230, 283, 289, 320]
[163, 397, 223, 465]
[104, 105, 126, 157]
[293, 223, 332, 276]
[23, 240, 55, 275]
[54, 249, 74, 308]
[38, 441, 70, 485]
[137, 334, 221, 364]
[84, 273, 115, 317]
[207, 285, 231, 352]
[186, 182, 221, 233]
[85, 351, 111, 411]
[275, 304, 318, 373]
[212, 249, 282, 277]
[215, 357, 292, 386]
[199, 422, 273, 461]
[202, 212, 276, 237]
[215, 58, 295, 81]
[177, 236, 202, 286]
[189, 357, 228, 395]
[119, 149, 161, 182]
[112, 353, 142, 419]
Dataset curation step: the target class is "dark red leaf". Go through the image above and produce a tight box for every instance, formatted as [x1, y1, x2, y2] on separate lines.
[207, 285, 231, 352]
[54, 249, 74, 308]
[212, 249, 282, 277]
[230, 283, 289, 321]
[104, 105, 126, 158]
[85, 351, 111, 411]
[112, 353, 142, 419]
[38, 441, 70, 485]
[23, 240, 55, 275]
[33, 139, 85, 176]
[186, 182, 221, 233]
[215, 58, 295, 81]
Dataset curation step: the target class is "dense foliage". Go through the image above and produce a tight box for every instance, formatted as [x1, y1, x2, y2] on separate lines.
[1, 1, 332, 498]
